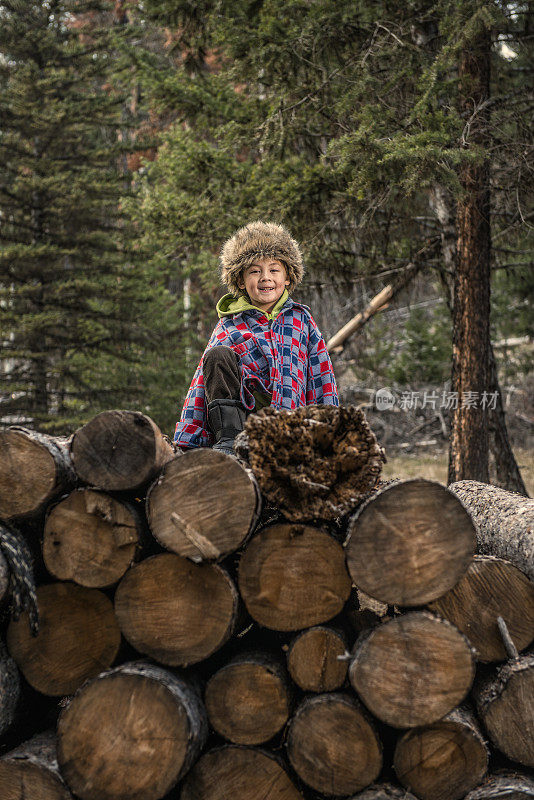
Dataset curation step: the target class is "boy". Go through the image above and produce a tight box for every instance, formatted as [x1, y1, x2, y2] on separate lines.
[174, 220, 338, 454]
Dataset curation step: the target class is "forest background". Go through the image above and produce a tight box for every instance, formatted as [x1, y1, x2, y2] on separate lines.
[0, 0, 532, 492]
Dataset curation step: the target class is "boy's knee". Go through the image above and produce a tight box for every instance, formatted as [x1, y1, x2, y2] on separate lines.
[203, 346, 238, 370]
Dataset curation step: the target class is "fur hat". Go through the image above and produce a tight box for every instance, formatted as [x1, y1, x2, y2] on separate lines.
[220, 221, 304, 294]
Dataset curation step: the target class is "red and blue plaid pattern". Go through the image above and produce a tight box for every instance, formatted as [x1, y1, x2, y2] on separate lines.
[174, 298, 338, 448]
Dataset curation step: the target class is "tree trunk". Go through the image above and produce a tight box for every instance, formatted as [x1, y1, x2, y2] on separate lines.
[0, 731, 72, 800]
[57, 661, 208, 800]
[0, 549, 9, 604]
[146, 449, 261, 562]
[43, 488, 143, 588]
[428, 555, 534, 662]
[349, 612, 475, 728]
[114, 553, 239, 666]
[463, 771, 534, 799]
[448, 25, 492, 484]
[238, 523, 352, 631]
[205, 652, 291, 745]
[393, 706, 488, 800]
[487, 342, 528, 495]
[237, 404, 385, 522]
[286, 692, 382, 796]
[345, 479, 476, 606]
[448, 480, 534, 580]
[70, 409, 175, 491]
[0, 427, 75, 520]
[473, 653, 534, 767]
[180, 746, 302, 800]
[6, 583, 121, 696]
[286, 625, 349, 692]
[0, 640, 20, 737]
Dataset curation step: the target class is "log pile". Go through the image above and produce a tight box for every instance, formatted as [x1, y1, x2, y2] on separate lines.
[0, 408, 533, 800]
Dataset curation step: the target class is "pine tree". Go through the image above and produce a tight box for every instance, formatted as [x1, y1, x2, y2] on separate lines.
[0, 0, 183, 434]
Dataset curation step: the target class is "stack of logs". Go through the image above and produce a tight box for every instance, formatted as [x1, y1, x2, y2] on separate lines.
[0, 406, 533, 800]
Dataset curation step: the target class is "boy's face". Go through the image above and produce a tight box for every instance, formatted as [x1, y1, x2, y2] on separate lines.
[238, 257, 290, 312]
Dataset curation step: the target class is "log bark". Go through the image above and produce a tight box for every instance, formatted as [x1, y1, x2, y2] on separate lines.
[146, 449, 261, 562]
[393, 706, 489, 800]
[345, 479, 476, 606]
[205, 652, 291, 745]
[349, 612, 475, 728]
[241, 405, 385, 521]
[463, 771, 534, 799]
[286, 692, 382, 797]
[0, 639, 20, 737]
[70, 409, 175, 491]
[0, 731, 72, 800]
[6, 582, 121, 696]
[286, 625, 348, 692]
[350, 784, 418, 800]
[238, 523, 352, 631]
[180, 745, 303, 800]
[428, 555, 534, 662]
[114, 553, 239, 666]
[43, 488, 143, 588]
[448, 481, 534, 580]
[473, 653, 534, 767]
[0, 548, 9, 603]
[57, 661, 208, 800]
[0, 427, 75, 520]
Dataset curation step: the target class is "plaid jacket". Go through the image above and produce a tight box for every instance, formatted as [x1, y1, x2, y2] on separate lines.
[174, 297, 338, 448]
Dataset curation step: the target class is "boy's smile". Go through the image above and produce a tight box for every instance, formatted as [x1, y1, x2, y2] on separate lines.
[239, 257, 290, 313]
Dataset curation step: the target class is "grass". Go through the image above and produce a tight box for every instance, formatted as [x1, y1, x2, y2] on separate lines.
[383, 447, 534, 497]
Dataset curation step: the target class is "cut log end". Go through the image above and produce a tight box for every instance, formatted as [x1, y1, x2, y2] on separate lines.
[180, 746, 302, 800]
[205, 654, 290, 745]
[349, 612, 475, 728]
[428, 555, 534, 662]
[147, 449, 260, 562]
[346, 479, 476, 606]
[114, 553, 238, 666]
[0, 732, 71, 800]
[57, 662, 207, 800]
[238, 523, 352, 631]
[70, 410, 174, 491]
[287, 693, 382, 796]
[43, 489, 141, 588]
[7, 583, 121, 696]
[287, 626, 348, 692]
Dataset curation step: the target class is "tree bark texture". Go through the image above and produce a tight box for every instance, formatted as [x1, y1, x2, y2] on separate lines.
[146, 449, 261, 562]
[448, 24, 492, 484]
[70, 409, 175, 491]
[463, 771, 534, 799]
[0, 428, 75, 520]
[114, 553, 239, 666]
[448, 480, 534, 580]
[43, 488, 143, 588]
[351, 784, 418, 800]
[428, 555, 534, 662]
[345, 479, 476, 606]
[57, 661, 208, 800]
[349, 612, 475, 728]
[0, 639, 20, 737]
[286, 693, 382, 796]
